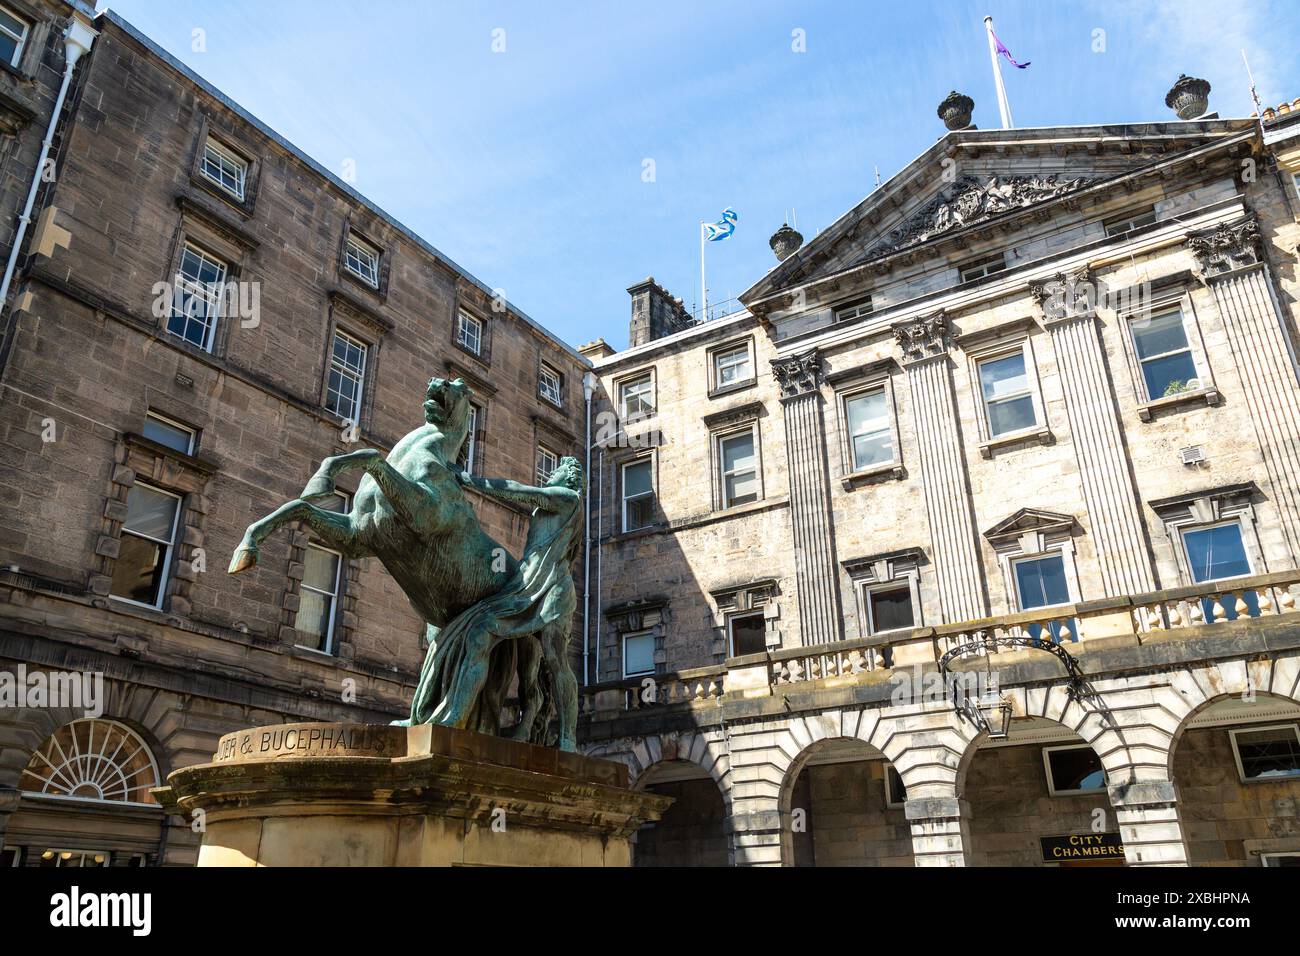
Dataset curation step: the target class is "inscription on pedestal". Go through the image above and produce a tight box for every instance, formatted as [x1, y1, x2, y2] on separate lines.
[211, 722, 407, 763]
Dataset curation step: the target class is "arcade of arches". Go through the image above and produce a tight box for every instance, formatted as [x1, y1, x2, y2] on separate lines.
[614, 688, 1300, 867]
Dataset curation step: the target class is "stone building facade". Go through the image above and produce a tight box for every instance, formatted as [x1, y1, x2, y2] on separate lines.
[0, 10, 588, 865]
[581, 105, 1300, 866]
[3, 7, 1300, 873]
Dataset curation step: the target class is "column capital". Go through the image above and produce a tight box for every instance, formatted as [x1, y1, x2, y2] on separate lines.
[891, 310, 950, 366]
[1028, 264, 1096, 323]
[1188, 216, 1262, 280]
[770, 348, 824, 399]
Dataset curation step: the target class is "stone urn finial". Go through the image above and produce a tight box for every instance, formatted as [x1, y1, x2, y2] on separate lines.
[770, 223, 803, 262]
[938, 91, 974, 131]
[1165, 74, 1211, 120]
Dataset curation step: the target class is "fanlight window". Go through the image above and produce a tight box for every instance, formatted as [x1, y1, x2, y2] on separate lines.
[19, 719, 160, 805]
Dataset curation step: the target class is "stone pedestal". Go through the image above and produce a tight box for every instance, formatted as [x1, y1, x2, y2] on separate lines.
[155, 723, 671, 867]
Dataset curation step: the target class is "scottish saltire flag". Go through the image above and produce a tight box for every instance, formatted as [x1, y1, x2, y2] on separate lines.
[704, 207, 738, 241]
[992, 28, 1030, 69]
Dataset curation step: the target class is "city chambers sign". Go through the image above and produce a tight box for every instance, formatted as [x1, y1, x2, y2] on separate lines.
[1039, 832, 1125, 863]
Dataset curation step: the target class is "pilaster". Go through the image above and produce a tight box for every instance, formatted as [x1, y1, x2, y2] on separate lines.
[891, 312, 986, 622]
[771, 349, 842, 646]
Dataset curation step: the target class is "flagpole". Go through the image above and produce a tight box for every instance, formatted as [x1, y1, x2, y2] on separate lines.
[699, 221, 708, 321]
[984, 15, 1013, 129]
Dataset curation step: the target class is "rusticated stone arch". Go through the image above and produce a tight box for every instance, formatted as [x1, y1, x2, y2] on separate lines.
[954, 682, 1139, 792]
[584, 729, 732, 800]
[1161, 655, 1300, 771]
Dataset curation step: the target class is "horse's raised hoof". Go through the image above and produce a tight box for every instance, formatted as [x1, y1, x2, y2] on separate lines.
[228, 546, 259, 575]
[300, 474, 335, 500]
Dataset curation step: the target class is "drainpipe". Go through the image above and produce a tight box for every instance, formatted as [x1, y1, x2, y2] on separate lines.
[582, 371, 596, 686]
[0, 14, 97, 321]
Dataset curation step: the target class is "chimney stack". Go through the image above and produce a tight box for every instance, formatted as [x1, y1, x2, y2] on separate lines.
[627, 277, 694, 347]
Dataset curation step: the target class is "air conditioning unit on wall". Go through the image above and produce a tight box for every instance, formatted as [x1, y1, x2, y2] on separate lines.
[1179, 445, 1206, 466]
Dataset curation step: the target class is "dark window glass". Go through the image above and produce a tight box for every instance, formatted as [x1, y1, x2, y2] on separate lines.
[730, 613, 766, 656]
[868, 585, 914, 633]
[1047, 747, 1106, 792]
[1234, 727, 1300, 780]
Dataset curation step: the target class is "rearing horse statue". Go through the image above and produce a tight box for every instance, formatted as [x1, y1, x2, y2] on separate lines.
[227, 377, 532, 736]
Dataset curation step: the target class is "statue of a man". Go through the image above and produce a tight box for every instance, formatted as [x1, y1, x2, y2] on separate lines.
[406, 457, 584, 751]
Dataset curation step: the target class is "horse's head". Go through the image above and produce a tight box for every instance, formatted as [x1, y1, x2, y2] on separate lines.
[423, 377, 473, 442]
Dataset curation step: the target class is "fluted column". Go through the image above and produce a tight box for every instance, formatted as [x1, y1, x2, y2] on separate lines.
[771, 349, 842, 646]
[892, 313, 986, 623]
[1191, 218, 1300, 561]
[1031, 269, 1157, 596]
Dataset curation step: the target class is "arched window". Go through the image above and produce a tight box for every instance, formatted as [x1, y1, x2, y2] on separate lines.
[19, 719, 160, 804]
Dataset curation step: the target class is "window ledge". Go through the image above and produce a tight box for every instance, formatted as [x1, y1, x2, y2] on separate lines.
[978, 426, 1053, 458]
[452, 339, 489, 368]
[188, 172, 256, 220]
[340, 266, 386, 303]
[708, 378, 757, 400]
[1137, 386, 1221, 421]
[841, 462, 905, 489]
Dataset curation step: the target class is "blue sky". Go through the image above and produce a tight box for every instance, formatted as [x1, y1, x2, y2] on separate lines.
[98, 0, 1298, 350]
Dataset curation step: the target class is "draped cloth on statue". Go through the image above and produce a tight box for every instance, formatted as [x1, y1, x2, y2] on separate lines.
[406, 498, 579, 730]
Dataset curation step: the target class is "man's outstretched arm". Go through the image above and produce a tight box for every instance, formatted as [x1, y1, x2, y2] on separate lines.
[457, 471, 573, 512]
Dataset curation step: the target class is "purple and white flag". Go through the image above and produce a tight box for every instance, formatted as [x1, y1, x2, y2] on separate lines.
[991, 28, 1030, 69]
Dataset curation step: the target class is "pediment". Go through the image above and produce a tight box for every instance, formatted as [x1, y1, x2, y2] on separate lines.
[984, 508, 1075, 542]
[741, 119, 1256, 308]
[861, 173, 1096, 261]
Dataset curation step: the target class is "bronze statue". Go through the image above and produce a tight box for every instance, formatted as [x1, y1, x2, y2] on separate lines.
[228, 377, 583, 750]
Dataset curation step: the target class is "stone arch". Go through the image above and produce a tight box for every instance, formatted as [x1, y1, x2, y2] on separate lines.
[585, 729, 732, 801]
[1162, 656, 1300, 771]
[954, 682, 1140, 793]
[631, 757, 731, 866]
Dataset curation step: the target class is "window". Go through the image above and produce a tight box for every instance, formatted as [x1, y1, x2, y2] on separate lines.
[457, 405, 478, 473]
[1262, 852, 1300, 867]
[718, 428, 760, 508]
[1130, 308, 1200, 400]
[885, 765, 907, 808]
[862, 581, 915, 635]
[834, 296, 874, 323]
[1013, 552, 1074, 642]
[1043, 745, 1107, 795]
[619, 372, 654, 419]
[622, 631, 656, 677]
[536, 444, 559, 485]
[200, 139, 248, 201]
[959, 252, 1007, 283]
[539, 363, 562, 406]
[728, 610, 766, 657]
[36, 850, 111, 868]
[110, 483, 181, 609]
[295, 544, 342, 653]
[712, 342, 754, 389]
[844, 388, 893, 471]
[456, 309, 483, 356]
[1182, 521, 1259, 619]
[142, 412, 195, 454]
[0, 7, 28, 69]
[167, 243, 227, 351]
[621, 458, 654, 532]
[1104, 206, 1157, 237]
[978, 350, 1037, 437]
[1229, 725, 1300, 782]
[19, 719, 160, 805]
[344, 234, 380, 288]
[326, 330, 368, 423]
